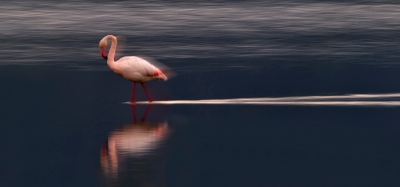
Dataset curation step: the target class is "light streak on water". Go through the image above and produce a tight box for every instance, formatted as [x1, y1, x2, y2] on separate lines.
[130, 93, 400, 106]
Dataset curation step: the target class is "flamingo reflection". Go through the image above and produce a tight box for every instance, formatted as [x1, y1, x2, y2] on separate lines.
[101, 104, 168, 183]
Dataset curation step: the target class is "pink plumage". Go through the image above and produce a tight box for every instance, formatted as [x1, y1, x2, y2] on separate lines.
[99, 35, 171, 102]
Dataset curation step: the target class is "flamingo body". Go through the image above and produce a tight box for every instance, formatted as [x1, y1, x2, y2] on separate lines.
[111, 56, 167, 83]
[99, 35, 168, 102]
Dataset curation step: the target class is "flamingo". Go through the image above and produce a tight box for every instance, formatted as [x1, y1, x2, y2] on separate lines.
[99, 35, 168, 103]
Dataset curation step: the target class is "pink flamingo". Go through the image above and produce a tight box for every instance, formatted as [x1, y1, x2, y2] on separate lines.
[99, 35, 168, 103]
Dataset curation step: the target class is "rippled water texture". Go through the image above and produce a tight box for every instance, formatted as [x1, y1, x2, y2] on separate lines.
[2, 1, 400, 187]
[1, 1, 400, 71]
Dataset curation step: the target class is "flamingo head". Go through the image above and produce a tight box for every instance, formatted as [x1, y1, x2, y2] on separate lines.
[99, 38, 108, 60]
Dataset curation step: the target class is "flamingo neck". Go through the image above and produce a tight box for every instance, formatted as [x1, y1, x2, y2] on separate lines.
[106, 35, 117, 65]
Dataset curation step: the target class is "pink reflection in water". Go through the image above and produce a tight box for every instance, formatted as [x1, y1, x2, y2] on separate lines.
[101, 105, 168, 186]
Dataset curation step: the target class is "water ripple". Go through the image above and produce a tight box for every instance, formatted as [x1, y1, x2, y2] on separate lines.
[1, 1, 400, 70]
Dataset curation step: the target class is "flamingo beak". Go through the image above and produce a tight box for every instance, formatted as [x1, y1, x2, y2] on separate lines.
[100, 48, 108, 60]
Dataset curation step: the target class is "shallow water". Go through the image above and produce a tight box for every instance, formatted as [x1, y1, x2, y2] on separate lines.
[1, 0, 400, 186]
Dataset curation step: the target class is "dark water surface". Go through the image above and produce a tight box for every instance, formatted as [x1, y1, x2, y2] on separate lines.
[1, 1, 400, 186]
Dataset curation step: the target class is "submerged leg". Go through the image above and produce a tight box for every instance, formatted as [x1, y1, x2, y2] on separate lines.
[130, 83, 137, 103]
[130, 104, 137, 124]
[141, 83, 153, 102]
[141, 104, 153, 122]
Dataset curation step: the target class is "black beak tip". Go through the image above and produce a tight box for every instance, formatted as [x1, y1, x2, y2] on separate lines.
[102, 56, 108, 60]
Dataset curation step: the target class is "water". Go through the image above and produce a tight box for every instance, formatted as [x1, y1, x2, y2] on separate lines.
[1, 0, 400, 186]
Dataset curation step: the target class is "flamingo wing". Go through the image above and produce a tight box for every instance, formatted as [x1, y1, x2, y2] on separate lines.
[116, 56, 167, 82]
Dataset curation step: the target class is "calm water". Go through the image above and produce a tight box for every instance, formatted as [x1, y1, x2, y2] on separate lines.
[1, 0, 400, 186]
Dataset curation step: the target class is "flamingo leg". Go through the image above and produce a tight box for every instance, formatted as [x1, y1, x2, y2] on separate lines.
[140, 83, 153, 102]
[130, 83, 137, 103]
